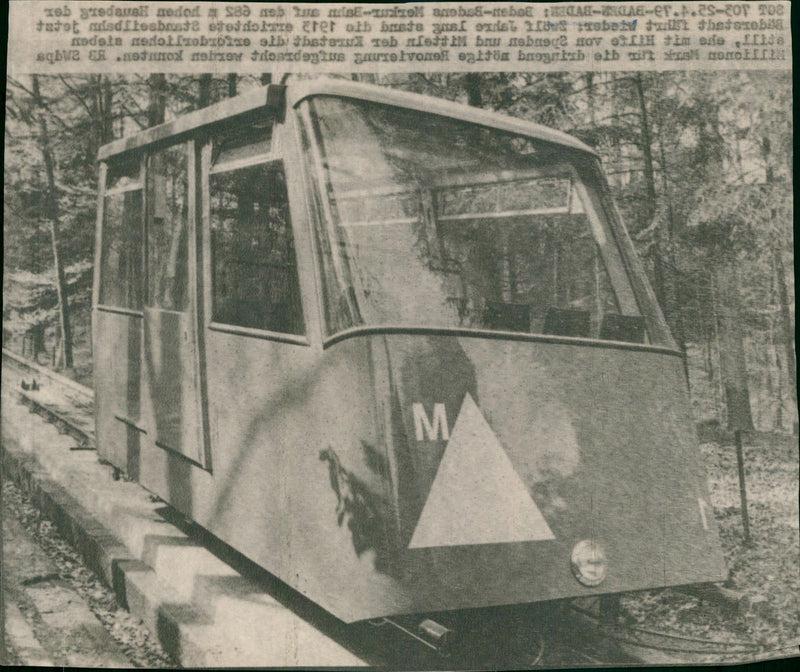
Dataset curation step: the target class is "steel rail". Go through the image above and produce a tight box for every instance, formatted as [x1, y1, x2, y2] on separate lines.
[3, 348, 93, 401]
[2, 349, 95, 447]
[567, 602, 762, 657]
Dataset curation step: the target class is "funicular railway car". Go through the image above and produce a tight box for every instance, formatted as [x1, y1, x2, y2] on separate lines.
[94, 78, 726, 648]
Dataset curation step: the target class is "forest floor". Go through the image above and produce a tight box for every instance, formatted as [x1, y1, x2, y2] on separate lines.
[620, 432, 799, 663]
[2, 478, 175, 667]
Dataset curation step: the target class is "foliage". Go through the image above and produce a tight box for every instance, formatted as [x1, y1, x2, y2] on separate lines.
[3, 72, 794, 430]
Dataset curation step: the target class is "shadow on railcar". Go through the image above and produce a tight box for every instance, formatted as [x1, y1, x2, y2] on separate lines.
[93, 77, 727, 659]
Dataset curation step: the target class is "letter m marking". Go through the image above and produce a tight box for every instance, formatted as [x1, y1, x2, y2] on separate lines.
[413, 403, 449, 441]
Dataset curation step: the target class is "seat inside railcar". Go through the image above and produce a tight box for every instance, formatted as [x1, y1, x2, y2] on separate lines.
[332, 171, 645, 342]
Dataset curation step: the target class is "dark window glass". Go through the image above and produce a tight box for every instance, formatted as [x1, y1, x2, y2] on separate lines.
[210, 162, 304, 334]
[100, 159, 143, 308]
[147, 145, 189, 311]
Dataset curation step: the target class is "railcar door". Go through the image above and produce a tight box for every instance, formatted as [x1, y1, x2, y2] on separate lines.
[93, 155, 145, 474]
[142, 141, 207, 467]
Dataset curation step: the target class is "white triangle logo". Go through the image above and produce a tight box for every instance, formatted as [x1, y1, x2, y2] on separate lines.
[408, 393, 555, 549]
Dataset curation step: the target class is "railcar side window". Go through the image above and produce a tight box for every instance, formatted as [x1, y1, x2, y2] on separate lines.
[209, 160, 304, 335]
[146, 145, 189, 311]
[100, 158, 143, 309]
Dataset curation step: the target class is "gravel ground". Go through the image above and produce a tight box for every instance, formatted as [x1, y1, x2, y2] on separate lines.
[619, 433, 799, 663]
[2, 477, 177, 668]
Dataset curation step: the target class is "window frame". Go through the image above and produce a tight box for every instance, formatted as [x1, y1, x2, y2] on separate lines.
[201, 134, 310, 346]
[297, 98, 668, 352]
[144, 141, 194, 313]
[96, 154, 146, 317]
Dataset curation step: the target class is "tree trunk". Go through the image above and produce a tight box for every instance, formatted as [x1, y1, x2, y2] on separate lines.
[88, 76, 101, 162]
[651, 248, 667, 317]
[768, 323, 783, 430]
[633, 73, 657, 222]
[714, 262, 755, 432]
[774, 348, 785, 431]
[31, 75, 73, 369]
[760, 125, 796, 431]
[147, 74, 167, 127]
[635, 73, 686, 353]
[198, 74, 213, 108]
[584, 73, 596, 125]
[709, 274, 726, 422]
[462, 73, 483, 108]
[703, 315, 714, 381]
[773, 249, 797, 429]
[101, 76, 113, 142]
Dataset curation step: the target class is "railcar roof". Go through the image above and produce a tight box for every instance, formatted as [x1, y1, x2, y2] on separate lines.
[98, 77, 598, 161]
[287, 78, 598, 157]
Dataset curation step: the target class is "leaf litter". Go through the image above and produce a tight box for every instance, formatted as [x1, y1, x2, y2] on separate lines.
[620, 433, 799, 663]
[3, 478, 176, 668]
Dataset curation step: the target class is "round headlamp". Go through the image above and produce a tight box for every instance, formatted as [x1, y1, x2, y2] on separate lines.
[570, 539, 607, 587]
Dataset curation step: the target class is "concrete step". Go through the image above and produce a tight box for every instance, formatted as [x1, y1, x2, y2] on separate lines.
[2, 383, 366, 667]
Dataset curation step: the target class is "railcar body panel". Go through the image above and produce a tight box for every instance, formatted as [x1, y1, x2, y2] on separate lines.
[114, 330, 727, 622]
[93, 79, 727, 624]
[141, 308, 205, 464]
[94, 310, 143, 476]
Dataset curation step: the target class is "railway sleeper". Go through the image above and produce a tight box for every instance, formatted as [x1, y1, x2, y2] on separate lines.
[566, 591, 760, 663]
[15, 390, 94, 450]
[673, 582, 746, 617]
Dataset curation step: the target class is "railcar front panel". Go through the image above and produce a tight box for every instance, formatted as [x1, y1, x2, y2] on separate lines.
[129, 330, 727, 622]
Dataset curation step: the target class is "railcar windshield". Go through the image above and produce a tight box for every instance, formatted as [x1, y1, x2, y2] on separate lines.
[299, 96, 649, 344]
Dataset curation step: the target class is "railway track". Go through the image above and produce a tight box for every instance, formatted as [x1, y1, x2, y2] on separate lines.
[563, 600, 763, 665]
[1, 348, 765, 668]
[3, 348, 95, 449]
